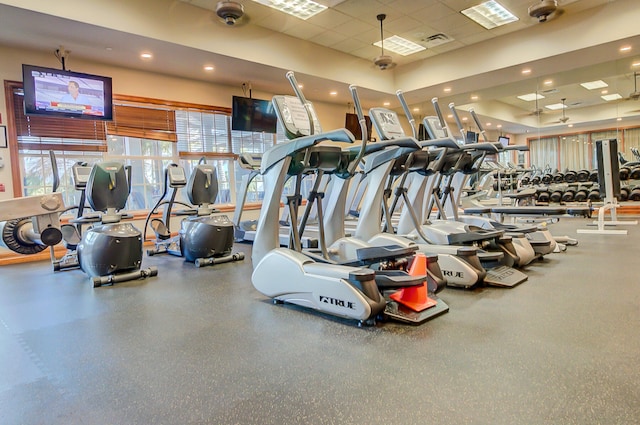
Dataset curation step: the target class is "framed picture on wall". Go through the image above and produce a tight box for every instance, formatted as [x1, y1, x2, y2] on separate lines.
[0, 125, 7, 148]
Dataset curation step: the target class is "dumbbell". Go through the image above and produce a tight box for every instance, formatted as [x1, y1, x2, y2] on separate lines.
[549, 188, 564, 203]
[531, 175, 541, 185]
[630, 166, 640, 180]
[552, 172, 565, 183]
[537, 189, 550, 203]
[619, 166, 631, 181]
[629, 186, 640, 201]
[541, 173, 553, 184]
[589, 170, 599, 182]
[619, 186, 630, 201]
[520, 175, 531, 186]
[576, 169, 590, 182]
[574, 187, 589, 202]
[563, 170, 577, 183]
[588, 187, 601, 201]
[562, 188, 576, 202]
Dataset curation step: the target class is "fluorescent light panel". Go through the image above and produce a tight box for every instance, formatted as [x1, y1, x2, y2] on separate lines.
[461, 0, 518, 30]
[545, 103, 567, 110]
[374, 35, 426, 56]
[602, 93, 623, 101]
[252, 0, 327, 20]
[517, 93, 545, 102]
[580, 80, 608, 90]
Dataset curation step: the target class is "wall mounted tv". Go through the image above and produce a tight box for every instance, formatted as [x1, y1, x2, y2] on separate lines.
[231, 96, 278, 134]
[22, 64, 113, 120]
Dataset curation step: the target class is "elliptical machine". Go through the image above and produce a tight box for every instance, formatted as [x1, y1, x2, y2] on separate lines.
[145, 160, 244, 267]
[252, 72, 434, 326]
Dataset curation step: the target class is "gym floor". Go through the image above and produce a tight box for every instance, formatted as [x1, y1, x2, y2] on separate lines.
[1, 216, 639, 425]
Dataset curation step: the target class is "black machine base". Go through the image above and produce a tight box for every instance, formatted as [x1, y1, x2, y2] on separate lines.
[92, 266, 158, 288]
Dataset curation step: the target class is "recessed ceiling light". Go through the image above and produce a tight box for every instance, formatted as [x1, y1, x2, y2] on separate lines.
[461, 0, 518, 30]
[617, 117, 623, 121]
[471, 95, 479, 101]
[374, 35, 426, 56]
[580, 80, 608, 90]
[601, 89, 609, 95]
[462, 117, 468, 121]
[568, 124, 573, 127]
[413, 107, 420, 112]
[329, 91, 337, 96]
[620, 45, 632, 53]
[251, 0, 327, 20]
[601, 93, 623, 101]
[140, 52, 152, 59]
[485, 122, 492, 127]
[383, 101, 390, 106]
[633, 61, 640, 67]
[521, 68, 532, 75]
[105, 47, 113, 51]
[444, 87, 452, 93]
[447, 114, 453, 119]
[204, 65, 214, 71]
[298, 84, 303, 89]
[497, 124, 502, 128]
[544, 80, 553, 85]
[517, 93, 544, 101]
[545, 102, 567, 111]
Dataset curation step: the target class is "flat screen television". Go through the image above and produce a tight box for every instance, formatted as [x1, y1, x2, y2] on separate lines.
[231, 96, 278, 134]
[22, 64, 113, 120]
[345, 113, 372, 141]
[465, 131, 478, 144]
[498, 135, 510, 147]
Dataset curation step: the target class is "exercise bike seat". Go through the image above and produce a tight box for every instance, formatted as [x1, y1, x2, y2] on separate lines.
[150, 218, 171, 240]
[60, 224, 82, 249]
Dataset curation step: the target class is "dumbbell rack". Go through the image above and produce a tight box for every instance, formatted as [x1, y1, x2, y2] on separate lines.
[578, 139, 637, 235]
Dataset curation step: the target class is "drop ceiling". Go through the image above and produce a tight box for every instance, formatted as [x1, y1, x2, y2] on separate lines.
[0, 0, 638, 136]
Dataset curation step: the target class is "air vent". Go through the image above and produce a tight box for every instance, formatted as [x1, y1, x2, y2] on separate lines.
[540, 88, 559, 95]
[421, 33, 453, 48]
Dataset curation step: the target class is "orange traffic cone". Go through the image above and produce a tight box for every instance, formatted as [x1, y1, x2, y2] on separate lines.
[389, 253, 437, 312]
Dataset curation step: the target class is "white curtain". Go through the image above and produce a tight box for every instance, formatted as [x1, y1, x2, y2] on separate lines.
[530, 137, 558, 172]
[559, 133, 591, 171]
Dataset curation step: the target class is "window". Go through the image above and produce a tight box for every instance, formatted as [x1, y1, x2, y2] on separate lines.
[6, 81, 277, 215]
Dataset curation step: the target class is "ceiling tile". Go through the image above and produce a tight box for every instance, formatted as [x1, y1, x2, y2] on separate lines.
[283, 22, 327, 40]
[306, 8, 353, 29]
[310, 29, 347, 46]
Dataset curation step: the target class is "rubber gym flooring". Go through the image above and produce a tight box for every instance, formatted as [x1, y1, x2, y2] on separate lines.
[1, 216, 639, 425]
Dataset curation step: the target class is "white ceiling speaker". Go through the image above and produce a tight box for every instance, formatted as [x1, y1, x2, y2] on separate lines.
[373, 14, 396, 71]
[528, 0, 558, 22]
[216, 1, 245, 26]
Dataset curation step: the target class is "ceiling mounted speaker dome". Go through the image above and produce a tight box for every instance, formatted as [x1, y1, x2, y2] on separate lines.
[216, 1, 245, 26]
[374, 55, 394, 70]
[528, 0, 558, 22]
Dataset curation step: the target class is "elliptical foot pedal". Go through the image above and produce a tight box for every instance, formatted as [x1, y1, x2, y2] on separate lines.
[483, 265, 528, 288]
[384, 297, 449, 325]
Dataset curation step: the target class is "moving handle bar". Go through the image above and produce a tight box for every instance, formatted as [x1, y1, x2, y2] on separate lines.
[348, 84, 369, 175]
[286, 71, 315, 136]
[469, 108, 488, 143]
[396, 90, 418, 139]
[448, 102, 467, 140]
